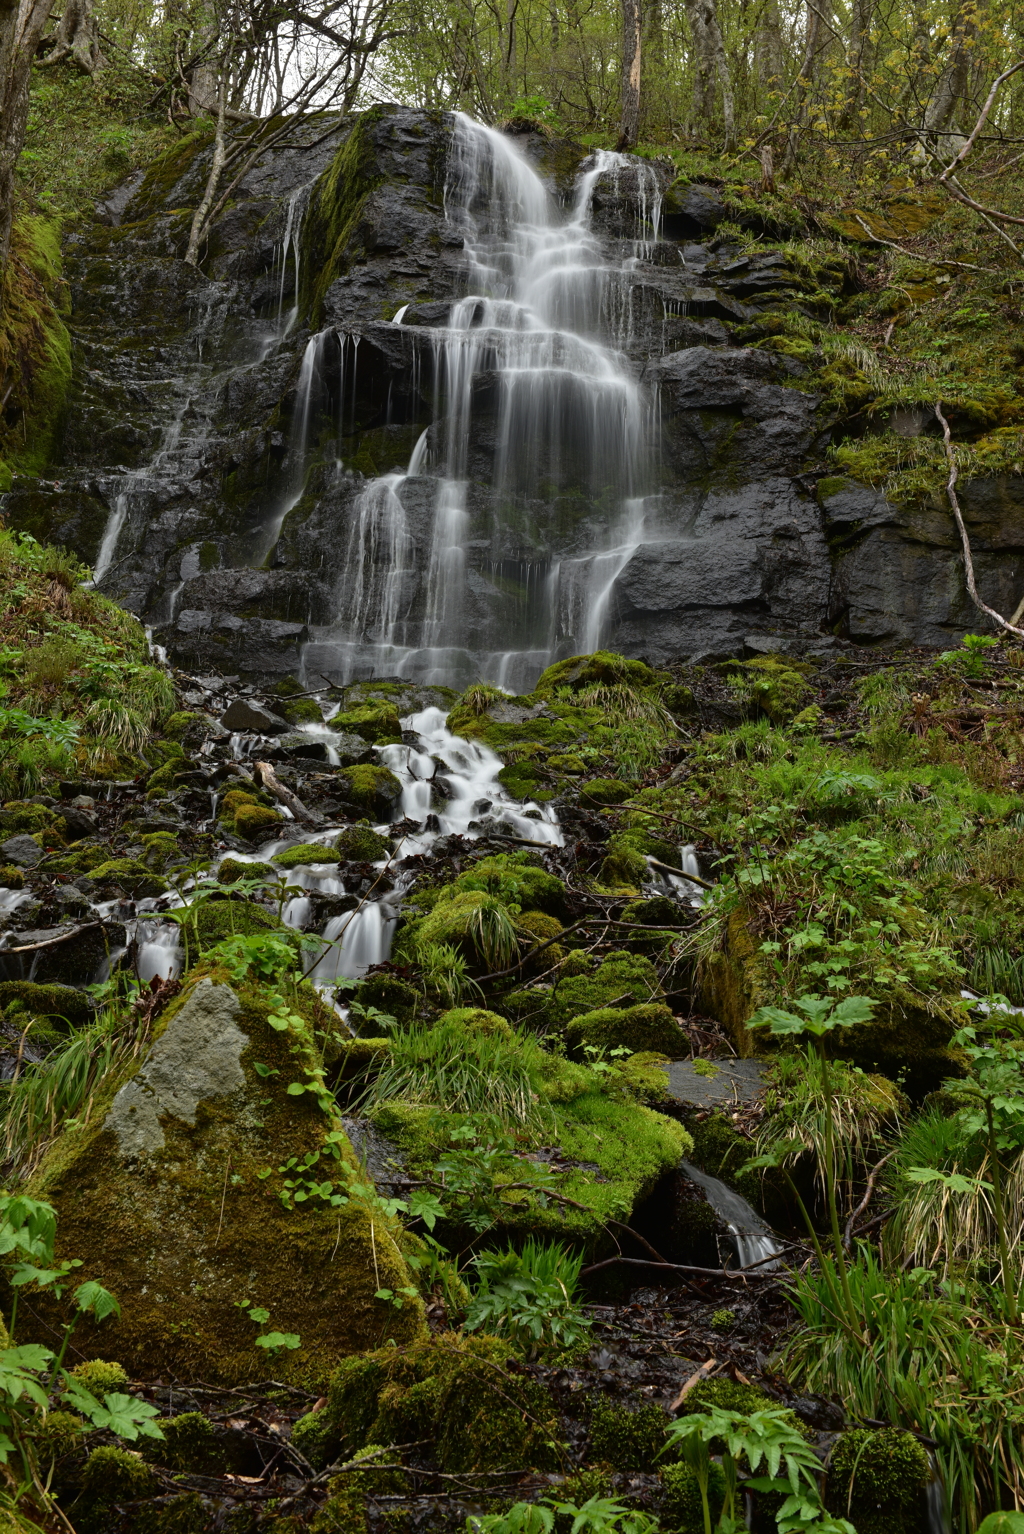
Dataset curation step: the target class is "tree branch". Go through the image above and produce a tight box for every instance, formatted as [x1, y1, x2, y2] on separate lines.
[935, 402, 1024, 641]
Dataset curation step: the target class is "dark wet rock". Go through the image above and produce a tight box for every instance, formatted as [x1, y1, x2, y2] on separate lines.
[219, 699, 289, 734]
[1, 835, 42, 868]
[661, 1058, 768, 1108]
[0, 921, 126, 985]
[59, 805, 98, 838]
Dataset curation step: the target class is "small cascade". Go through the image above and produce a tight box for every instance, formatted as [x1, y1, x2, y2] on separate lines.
[307, 112, 660, 690]
[308, 903, 399, 983]
[132, 919, 183, 984]
[925, 1456, 950, 1534]
[681, 1160, 784, 1270]
[378, 705, 563, 858]
[276, 184, 314, 330]
[648, 843, 706, 906]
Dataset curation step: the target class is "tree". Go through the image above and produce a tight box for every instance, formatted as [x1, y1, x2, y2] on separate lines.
[0, 0, 56, 282]
[616, 0, 642, 149]
[37, 0, 105, 74]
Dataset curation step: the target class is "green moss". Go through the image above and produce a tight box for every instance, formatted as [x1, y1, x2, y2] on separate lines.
[588, 1397, 669, 1470]
[331, 702, 401, 742]
[414, 889, 505, 959]
[660, 1461, 727, 1533]
[0, 865, 24, 888]
[0, 215, 72, 491]
[726, 657, 813, 723]
[535, 652, 664, 697]
[0, 801, 58, 833]
[87, 858, 167, 898]
[825, 1427, 931, 1534]
[335, 824, 390, 861]
[0, 982, 91, 1028]
[310, 1445, 407, 1533]
[351, 972, 416, 1026]
[23, 970, 424, 1385]
[162, 711, 201, 741]
[290, 1333, 559, 1473]
[565, 1003, 682, 1057]
[272, 842, 343, 868]
[146, 756, 190, 792]
[140, 831, 178, 870]
[437, 1005, 512, 1035]
[69, 1358, 129, 1395]
[680, 1378, 776, 1417]
[218, 858, 277, 884]
[338, 764, 401, 813]
[301, 112, 399, 325]
[183, 899, 278, 961]
[549, 1093, 691, 1230]
[550, 950, 663, 1029]
[581, 777, 632, 808]
[75, 1445, 159, 1531]
[280, 698, 323, 726]
[453, 854, 567, 917]
[234, 803, 283, 840]
[149, 1412, 224, 1474]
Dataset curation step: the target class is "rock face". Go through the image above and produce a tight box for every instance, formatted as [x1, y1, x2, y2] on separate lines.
[4, 104, 1022, 679]
[26, 974, 423, 1381]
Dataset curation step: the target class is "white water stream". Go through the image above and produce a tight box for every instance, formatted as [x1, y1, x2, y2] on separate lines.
[681, 1159, 784, 1271]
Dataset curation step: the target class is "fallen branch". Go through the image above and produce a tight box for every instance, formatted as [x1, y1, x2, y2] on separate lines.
[0, 922, 101, 954]
[579, 1255, 779, 1281]
[844, 1151, 894, 1249]
[935, 403, 1024, 641]
[253, 761, 321, 823]
[647, 856, 714, 890]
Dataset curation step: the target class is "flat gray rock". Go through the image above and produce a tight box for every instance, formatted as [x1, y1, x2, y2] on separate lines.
[219, 699, 288, 734]
[661, 1057, 768, 1108]
[0, 835, 42, 867]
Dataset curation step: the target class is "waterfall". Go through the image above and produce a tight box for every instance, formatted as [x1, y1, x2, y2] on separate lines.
[306, 113, 660, 692]
[681, 1160, 784, 1270]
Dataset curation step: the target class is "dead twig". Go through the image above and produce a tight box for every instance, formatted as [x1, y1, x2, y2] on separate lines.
[935, 403, 1024, 640]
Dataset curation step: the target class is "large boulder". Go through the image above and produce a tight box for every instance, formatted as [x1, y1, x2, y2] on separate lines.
[24, 973, 424, 1382]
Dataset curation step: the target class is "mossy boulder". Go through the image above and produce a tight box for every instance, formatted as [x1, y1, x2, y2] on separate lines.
[588, 1396, 670, 1470]
[437, 1006, 513, 1036]
[660, 1461, 727, 1532]
[335, 823, 390, 862]
[516, 911, 565, 969]
[351, 972, 418, 1027]
[75, 1445, 158, 1532]
[290, 1333, 558, 1473]
[566, 1003, 682, 1057]
[414, 889, 507, 962]
[534, 651, 664, 697]
[87, 858, 167, 898]
[824, 1427, 931, 1534]
[581, 777, 632, 808]
[279, 697, 324, 726]
[23, 973, 423, 1383]
[217, 858, 277, 884]
[0, 982, 92, 1029]
[331, 703, 402, 743]
[338, 764, 401, 817]
[272, 842, 343, 869]
[162, 711, 202, 741]
[182, 900, 279, 962]
[146, 756, 192, 793]
[453, 854, 567, 917]
[0, 801, 59, 834]
[0, 864, 24, 888]
[728, 656, 813, 723]
[234, 804, 284, 841]
[550, 950, 663, 1029]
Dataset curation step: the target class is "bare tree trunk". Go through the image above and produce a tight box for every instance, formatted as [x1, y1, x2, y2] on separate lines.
[754, 0, 786, 93]
[37, 0, 105, 73]
[0, 0, 59, 286]
[921, 1, 974, 147]
[185, 72, 228, 267]
[685, 0, 735, 149]
[616, 0, 642, 148]
[839, 0, 872, 127]
[782, 0, 821, 173]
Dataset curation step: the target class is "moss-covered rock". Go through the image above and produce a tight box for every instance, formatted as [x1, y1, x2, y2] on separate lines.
[581, 777, 632, 808]
[279, 697, 324, 726]
[182, 900, 279, 962]
[660, 1461, 727, 1533]
[272, 842, 343, 869]
[550, 950, 663, 1029]
[534, 651, 664, 697]
[23, 972, 424, 1383]
[290, 1333, 558, 1473]
[566, 1002, 682, 1057]
[0, 864, 24, 888]
[162, 711, 202, 741]
[588, 1397, 670, 1470]
[337, 764, 401, 816]
[516, 911, 565, 969]
[824, 1427, 931, 1534]
[453, 854, 567, 917]
[414, 889, 508, 961]
[234, 804, 284, 840]
[331, 702, 402, 742]
[217, 858, 277, 884]
[0, 800, 59, 833]
[74, 1445, 159, 1533]
[0, 982, 92, 1028]
[87, 858, 167, 898]
[335, 824, 390, 862]
[351, 972, 417, 1027]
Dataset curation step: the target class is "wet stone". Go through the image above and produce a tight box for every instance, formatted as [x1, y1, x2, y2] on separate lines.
[0, 835, 42, 868]
[660, 1057, 768, 1108]
[219, 700, 288, 734]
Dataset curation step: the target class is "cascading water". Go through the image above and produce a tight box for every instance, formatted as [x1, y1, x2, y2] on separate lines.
[303, 114, 662, 692]
[681, 1160, 784, 1270]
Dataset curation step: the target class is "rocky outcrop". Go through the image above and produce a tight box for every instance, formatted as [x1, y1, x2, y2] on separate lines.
[24, 973, 423, 1382]
[4, 104, 1021, 680]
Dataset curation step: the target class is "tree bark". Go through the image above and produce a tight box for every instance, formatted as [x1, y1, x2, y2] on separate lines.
[37, 0, 105, 73]
[0, 0, 59, 284]
[920, 0, 975, 151]
[782, 0, 822, 172]
[616, 0, 642, 149]
[838, 0, 873, 128]
[185, 71, 228, 266]
[685, 0, 735, 150]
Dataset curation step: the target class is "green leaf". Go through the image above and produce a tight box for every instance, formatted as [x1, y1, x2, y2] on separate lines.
[285, 1082, 307, 1096]
[255, 1331, 301, 1352]
[74, 1280, 120, 1321]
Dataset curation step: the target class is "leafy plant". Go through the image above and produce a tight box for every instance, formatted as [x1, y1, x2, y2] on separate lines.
[661, 1407, 853, 1534]
[936, 633, 998, 679]
[747, 994, 876, 1330]
[464, 1238, 591, 1358]
[467, 1495, 659, 1533]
